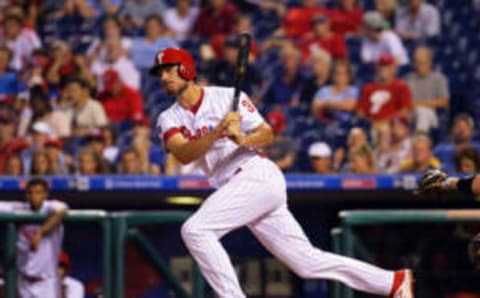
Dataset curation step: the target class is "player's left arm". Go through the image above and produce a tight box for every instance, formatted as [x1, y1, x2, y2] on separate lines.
[31, 201, 68, 251]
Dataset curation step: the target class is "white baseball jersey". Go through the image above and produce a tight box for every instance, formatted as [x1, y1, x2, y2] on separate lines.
[62, 276, 85, 298]
[156, 86, 264, 187]
[0, 200, 67, 278]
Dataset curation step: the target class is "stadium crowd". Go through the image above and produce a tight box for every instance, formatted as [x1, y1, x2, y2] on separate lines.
[0, 0, 479, 176]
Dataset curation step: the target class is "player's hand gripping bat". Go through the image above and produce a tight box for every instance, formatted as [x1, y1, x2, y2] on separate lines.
[232, 33, 251, 111]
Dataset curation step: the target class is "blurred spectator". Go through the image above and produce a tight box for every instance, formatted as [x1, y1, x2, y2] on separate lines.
[406, 46, 449, 132]
[130, 15, 178, 70]
[119, 0, 166, 30]
[84, 0, 122, 17]
[312, 60, 357, 123]
[21, 121, 53, 174]
[262, 44, 305, 107]
[400, 133, 440, 173]
[4, 154, 23, 176]
[119, 147, 141, 174]
[164, 153, 203, 175]
[58, 251, 85, 298]
[264, 111, 295, 171]
[18, 88, 71, 138]
[299, 13, 347, 62]
[375, 116, 412, 173]
[45, 136, 72, 175]
[100, 125, 119, 164]
[0, 109, 28, 174]
[97, 69, 144, 124]
[209, 36, 261, 95]
[434, 114, 480, 171]
[194, 0, 239, 38]
[30, 149, 55, 175]
[87, 16, 132, 63]
[46, 40, 75, 86]
[0, 46, 21, 102]
[361, 11, 409, 66]
[62, 77, 108, 137]
[76, 147, 108, 175]
[0, 13, 41, 71]
[357, 54, 413, 132]
[299, 48, 332, 106]
[57, 0, 97, 19]
[348, 145, 376, 174]
[375, 0, 397, 28]
[335, 126, 369, 172]
[85, 130, 113, 172]
[131, 135, 161, 174]
[162, 0, 200, 42]
[282, 0, 328, 38]
[308, 142, 333, 174]
[454, 147, 480, 174]
[91, 38, 140, 90]
[329, 0, 364, 36]
[395, 0, 440, 41]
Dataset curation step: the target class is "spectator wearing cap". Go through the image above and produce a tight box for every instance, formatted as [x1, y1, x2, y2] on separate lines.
[97, 69, 144, 124]
[308, 142, 333, 174]
[406, 46, 449, 132]
[194, 0, 240, 38]
[375, 116, 412, 173]
[312, 60, 358, 124]
[433, 114, 480, 172]
[282, 0, 329, 38]
[4, 154, 23, 176]
[119, 0, 167, 30]
[162, 0, 200, 42]
[62, 77, 108, 137]
[262, 44, 306, 107]
[454, 147, 480, 175]
[76, 147, 109, 175]
[91, 38, 140, 91]
[400, 132, 440, 173]
[0, 13, 41, 71]
[264, 111, 296, 171]
[348, 145, 376, 174]
[18, 88, 71, 138]
[299, 13, 348, 62]
[87, 16, 132, 64]
[58, 251, 85, 298]
[0, 46, 21, 102]
[356, 54, 413, 133]
[21, 121, 54, 174]
[361, 11, 408, 66]
[395, 0, 440, 41]
[299, 48, 332, 106]
[208, 36, 261, 96]
[329, 0, 364, 36]
[0, 110, 29, 174]
[130, 15, 178, 70]
[85, 129, 114, 172]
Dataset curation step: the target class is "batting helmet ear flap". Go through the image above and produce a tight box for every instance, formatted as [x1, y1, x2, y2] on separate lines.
[178, 63, 195, 81]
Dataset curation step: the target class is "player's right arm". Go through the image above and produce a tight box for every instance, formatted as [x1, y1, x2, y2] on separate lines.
[165, 112, 239, 165]
[443, 175, 480, 196]
[418, 169, 480, 197]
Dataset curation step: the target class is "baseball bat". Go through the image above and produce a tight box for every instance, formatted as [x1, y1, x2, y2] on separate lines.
[232, 33, 251, 111]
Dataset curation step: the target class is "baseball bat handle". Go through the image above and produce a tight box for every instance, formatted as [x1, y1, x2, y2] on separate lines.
[233, 33, 251, 111]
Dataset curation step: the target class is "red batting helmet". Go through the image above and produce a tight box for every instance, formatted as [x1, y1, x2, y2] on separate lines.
[149, 48, 196, 80]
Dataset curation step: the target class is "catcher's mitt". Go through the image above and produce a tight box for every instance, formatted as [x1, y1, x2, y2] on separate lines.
[468, 233, 480, 270]
[415, 169, 448, 195]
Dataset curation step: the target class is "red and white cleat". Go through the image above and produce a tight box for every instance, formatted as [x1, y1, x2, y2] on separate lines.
[390, 270, 414, 298]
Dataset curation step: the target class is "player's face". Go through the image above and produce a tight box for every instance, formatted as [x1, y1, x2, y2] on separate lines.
[27, 184, 47, 211]
[158, 65, 188, 95]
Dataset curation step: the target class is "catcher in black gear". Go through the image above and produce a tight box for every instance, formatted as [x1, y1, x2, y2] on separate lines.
[416, 169, 480, 269]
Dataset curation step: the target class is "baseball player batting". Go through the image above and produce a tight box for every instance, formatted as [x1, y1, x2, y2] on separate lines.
[151, 47, 414, 298]
[0, 177, 68, 298]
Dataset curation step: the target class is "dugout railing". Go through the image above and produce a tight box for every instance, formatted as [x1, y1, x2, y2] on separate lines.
[0, 210, 205, 298]
[332, 209, 480, 298]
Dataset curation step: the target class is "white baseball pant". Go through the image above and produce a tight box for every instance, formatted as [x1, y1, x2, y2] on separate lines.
[181, 158, 395, 298]
[17, 275, 61, 298]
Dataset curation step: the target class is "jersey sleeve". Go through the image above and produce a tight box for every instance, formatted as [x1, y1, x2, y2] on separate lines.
[44, 200, 68, 214]
[156, 112, 181, 147]
[0, 202, 25, 213]
[237, 92, 264, 132]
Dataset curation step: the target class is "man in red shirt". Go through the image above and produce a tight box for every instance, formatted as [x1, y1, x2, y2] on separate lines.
[194, 0, 240, 38]
[283, 0, 329, 38]
[299, 13, 348, 62]
[357, 54, 413, 130]
[329, 0, 364, 36]
[97, 69, 144, 124]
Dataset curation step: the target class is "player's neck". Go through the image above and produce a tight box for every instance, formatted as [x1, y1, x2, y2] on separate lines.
[177, 84, 202, 110]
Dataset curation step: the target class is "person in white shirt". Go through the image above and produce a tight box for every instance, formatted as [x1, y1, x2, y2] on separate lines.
[0, 178, 68, 298]
[162, 0, 200, 42]
[0, 14, 41, 71]
[90, 38, 140, 91]
[361, 11, 409, 66]
[58, 252, 85, 298]
[395, 0, 440, 40]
